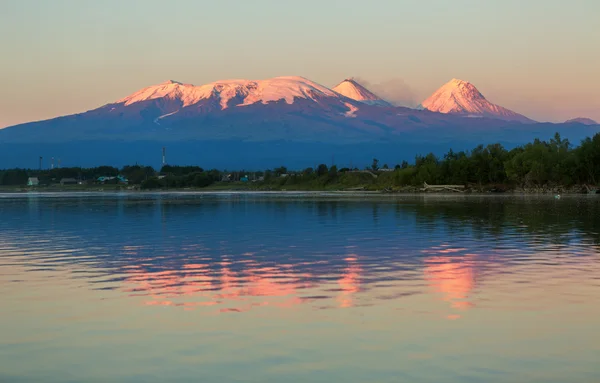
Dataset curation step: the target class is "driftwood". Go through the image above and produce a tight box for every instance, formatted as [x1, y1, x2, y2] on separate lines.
[422, 182, 465, 193]
[584, 184, 598, 194]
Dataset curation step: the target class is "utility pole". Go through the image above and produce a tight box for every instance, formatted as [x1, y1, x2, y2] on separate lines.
[39, 156, 42, 171]
[51, 157, 54, 170]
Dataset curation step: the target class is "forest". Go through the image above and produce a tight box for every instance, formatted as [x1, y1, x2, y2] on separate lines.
[1, 132, 599, 191]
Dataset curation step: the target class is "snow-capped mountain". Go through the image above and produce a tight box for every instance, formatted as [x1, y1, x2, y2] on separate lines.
[565, 117, 598, 125]
[0, 76, 400, 144]
[332, 79, 392, 106]
[117, 76, 356, 113]
[1, 75, 597, 169]
[420, 79, 534, 123]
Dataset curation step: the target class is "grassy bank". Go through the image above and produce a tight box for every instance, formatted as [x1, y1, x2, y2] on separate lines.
[4, 179, 596, 195]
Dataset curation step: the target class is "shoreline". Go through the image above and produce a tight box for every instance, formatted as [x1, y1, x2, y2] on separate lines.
[0, 185, 597, 196]
[1, 179, 598, 196]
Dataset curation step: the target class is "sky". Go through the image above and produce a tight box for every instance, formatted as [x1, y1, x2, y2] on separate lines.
[0, 0, 599, 128]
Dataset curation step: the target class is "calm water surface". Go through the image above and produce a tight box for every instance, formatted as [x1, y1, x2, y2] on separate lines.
[1, 193, 599, 382]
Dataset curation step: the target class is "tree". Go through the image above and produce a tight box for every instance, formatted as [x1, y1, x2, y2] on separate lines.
[302, 167, 314, 176]
[317, 164, 329, 176]
[160, 165, 203, 176]
[274, 166, 287, 176]
[414, 153, 440, 185]
[264, 170, 273, 182]
[141, 177, 162, 189]
[193, 173, 212, 187]
[328, 165, 338, 178]
[0, 169, 28, 185]
[575, 134, 600, 184]
[121, 165, 155, 184]
[371, 158, 379, 171]
[382, 164, 389, 169]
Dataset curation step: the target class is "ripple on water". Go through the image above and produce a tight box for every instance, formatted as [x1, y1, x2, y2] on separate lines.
[1, 194, 600, 382]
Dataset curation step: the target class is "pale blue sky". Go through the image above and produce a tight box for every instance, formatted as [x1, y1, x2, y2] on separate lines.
[1, 0, 599, 127]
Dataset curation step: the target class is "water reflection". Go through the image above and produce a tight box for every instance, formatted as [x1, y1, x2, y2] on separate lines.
[337, 255, 362, 308]
[1, 194, 598, 317]
[120, 254, 363, 312]
[2, 194, 600, 382]
[423, 246, 475, 319]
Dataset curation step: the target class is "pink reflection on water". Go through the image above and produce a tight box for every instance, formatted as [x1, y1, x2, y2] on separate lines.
[424, 246, 476, 318]
[337, 255, 362, 308]
[122, 259, 319, 313]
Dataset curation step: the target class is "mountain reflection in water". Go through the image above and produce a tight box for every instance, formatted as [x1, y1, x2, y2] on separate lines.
[1, 194, 599, 383]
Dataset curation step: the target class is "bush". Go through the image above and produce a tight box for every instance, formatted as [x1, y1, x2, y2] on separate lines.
[141, 177, 163, 189]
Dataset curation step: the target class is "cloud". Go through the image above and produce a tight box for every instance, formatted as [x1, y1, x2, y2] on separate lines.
[353, 77, 418, 107]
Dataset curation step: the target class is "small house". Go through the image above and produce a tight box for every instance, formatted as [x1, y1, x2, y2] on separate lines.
[27, 177, 39, 186]
[97, 176, 112, 183]
[60, 178, 78, 185]
[98, 175, 128, 184]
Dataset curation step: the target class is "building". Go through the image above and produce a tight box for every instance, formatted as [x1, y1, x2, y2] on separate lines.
[60, 178, 78, 185]
[27, 177, 39, 186]
[97, 175, 129, 184]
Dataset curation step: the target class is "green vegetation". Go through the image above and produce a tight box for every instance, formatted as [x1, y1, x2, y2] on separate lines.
[2, 132, 600, 193]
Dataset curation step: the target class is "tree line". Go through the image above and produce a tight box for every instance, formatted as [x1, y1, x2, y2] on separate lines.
[1, 132, 599, 189]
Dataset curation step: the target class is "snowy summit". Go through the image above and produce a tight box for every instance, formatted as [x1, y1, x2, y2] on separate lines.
[420, 79, 534, 123]
[117, 76, 343, 110]
[332, 79, 391, 106]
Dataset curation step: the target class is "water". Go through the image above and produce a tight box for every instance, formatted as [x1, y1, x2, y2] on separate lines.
[1, 193, 599, 383]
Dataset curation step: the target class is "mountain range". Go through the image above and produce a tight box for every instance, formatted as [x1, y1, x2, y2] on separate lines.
[0, 76, 598, 169]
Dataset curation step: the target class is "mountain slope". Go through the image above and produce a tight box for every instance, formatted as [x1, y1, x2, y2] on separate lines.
[565, 117, 598, 125]
[420, 79, 534, 123]
[0, 76, 405, 143]
[332, 79, 392, 106]
[1, 75, 598, 168]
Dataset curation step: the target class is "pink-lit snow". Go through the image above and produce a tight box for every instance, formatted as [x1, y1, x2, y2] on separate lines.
[333, 79, 391, 106]
[420, 79, 533, 123]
